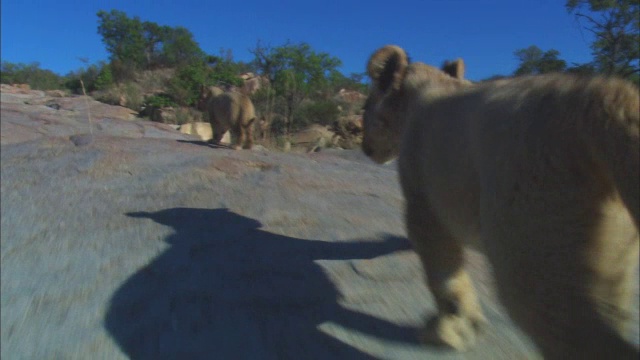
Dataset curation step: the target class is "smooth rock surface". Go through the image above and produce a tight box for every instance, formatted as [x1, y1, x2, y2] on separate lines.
[2, 87, 636, 359]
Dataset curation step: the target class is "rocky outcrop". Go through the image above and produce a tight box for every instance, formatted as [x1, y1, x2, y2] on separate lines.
[334, 88, 367, 103]
[289, 124, 338, 152]
[239, 72, 270, 95]
[177, 121, 231, 144]
[0, 84, 585, 359]
[331, 115, 363, 149]
[0, 85, 190, 145]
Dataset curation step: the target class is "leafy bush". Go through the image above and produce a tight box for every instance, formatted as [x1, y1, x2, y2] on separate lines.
[145, 93, 178, 108]
[93, 86, 122, 106]
[94, 64, 114, 90]
[64, 62, 111, 94]
[122, 83, 143, 110]
[292, 99, 340, 131]
[206, 55, 245, 87]
[267, 114, 288, 137]
[1, 61, 64, 90]
[97, 10, 206, 72]
[166, 63, 208, 106]
[109, 59, 138, 83]
[174, 107, 201, 125]
[93, 82, 143, 111]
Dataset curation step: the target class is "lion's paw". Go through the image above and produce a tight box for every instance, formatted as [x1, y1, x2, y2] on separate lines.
[421, 311, 487, 351]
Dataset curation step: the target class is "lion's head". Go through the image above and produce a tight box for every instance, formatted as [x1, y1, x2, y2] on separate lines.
[197, 85, 225, 111]
[361, 46, 410, 164]
[361, 45, 469, 164]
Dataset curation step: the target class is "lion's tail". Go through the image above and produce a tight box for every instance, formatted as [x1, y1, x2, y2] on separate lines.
[586, 78, 639, 228]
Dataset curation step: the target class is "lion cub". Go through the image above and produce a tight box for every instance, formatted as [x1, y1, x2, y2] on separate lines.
[197, 85, 256, 150]
[362, 45, 639, 359]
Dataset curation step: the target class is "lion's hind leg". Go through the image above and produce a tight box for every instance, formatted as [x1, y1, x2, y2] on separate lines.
[230, 123, 243, 151]
[482, 190, 639, 360]
[406, 198, 487, 351]
[242, 118, 255, 150]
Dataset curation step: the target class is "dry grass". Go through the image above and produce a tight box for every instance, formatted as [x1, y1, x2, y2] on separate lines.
[80, 79, 93, 137]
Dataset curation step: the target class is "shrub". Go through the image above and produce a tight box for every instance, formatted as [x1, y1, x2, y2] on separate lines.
[145, 93, 178, 108]
[93, 82, 143, 111]
[94, 64, 114, 90]
[174, 107, 200, 125]
[1, 61, 64, 90]
[122, 82, 143, 110]
[167, 63, 208, 106]
[292, 99, 340, 131]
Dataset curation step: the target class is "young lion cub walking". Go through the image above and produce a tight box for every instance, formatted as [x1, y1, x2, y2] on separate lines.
[362, 45, 639, 359]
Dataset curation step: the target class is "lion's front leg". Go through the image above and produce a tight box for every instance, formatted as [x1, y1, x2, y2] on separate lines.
[210, 119, 229, 146]
[406, 199, 486, 351]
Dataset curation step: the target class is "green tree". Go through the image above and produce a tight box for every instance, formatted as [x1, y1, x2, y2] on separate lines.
[94, 63, 114, 90]
[141, 21, 167, 68]
[1, 61, 64, 90]
[250, 41, 342, 135]
[97, 10, 146, 69]
[566, 0, 640, 81]
[160, 26, 206, 67]
[514, 46, 567, 75]
[167, 62, 210, 106]
[97, 10, 206, 72]
[327, 70, 368, 93]
[565, 62, 599, 75]
[205, 49, 247, 87]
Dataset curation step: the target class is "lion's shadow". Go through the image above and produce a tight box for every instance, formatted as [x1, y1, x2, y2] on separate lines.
[176, 139, 231, 149]
[105, 208, 417, 359]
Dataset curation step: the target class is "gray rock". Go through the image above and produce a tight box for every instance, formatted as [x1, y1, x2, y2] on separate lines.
[3, 87, 634, 359]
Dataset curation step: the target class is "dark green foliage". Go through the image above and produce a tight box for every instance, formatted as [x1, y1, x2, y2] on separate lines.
[0, 62, 64, 90]
[251, 42, 343, 99]
[207, 52, 246, 87]
[566, 0, 639, 81]
[95, 10, 252, 107]
[565, 62, 599, 75]
[159, 26, 206, 67]
[141, 21, 167, 69]
[480, 74, 510, 82]
[514, 46, 567, 76]
[327, 70, 368, 94]
[97, 10, 206, 71]
[250, 41, 347, 134]
[94, 64, 114, 90]
[64, 62, 111, 94]
[292, 99, 341, 131]
[97, 10, 146, 68]
[145, 93, 178, 108]
[167, 62, 210, 106]
[109, 58, 138, 83]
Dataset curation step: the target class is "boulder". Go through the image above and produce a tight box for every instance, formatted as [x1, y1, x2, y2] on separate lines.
[178, 122, 231, 144]
[289, 124, 338, 152]
[0, 84, 578, 360]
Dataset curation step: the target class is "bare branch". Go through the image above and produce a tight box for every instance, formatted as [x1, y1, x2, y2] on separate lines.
[575, 12, 605, 30]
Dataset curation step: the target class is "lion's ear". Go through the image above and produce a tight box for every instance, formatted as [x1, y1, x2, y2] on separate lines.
[367, 45, 409, 94]
[442, 58, 465, 80]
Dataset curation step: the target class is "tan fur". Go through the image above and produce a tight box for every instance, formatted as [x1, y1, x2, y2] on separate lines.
[362, 45, 640, 359]
[442, 58, 465, 80]
[197, 85, 256, 150]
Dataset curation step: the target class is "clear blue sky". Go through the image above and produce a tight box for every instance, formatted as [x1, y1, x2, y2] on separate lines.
[1, 0, 596, 81]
